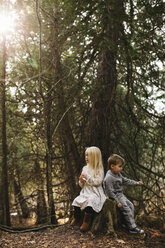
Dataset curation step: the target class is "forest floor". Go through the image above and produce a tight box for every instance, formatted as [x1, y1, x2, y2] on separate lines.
[0, 223, 164, 248]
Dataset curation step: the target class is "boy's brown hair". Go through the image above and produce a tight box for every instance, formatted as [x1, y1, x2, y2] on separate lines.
[107, 154, 125, 169]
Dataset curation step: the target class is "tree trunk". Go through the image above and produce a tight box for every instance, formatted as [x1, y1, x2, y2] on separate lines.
[35, 159, 48, 224]
[1, 32, 10, 226]
[88, 0, 125, 165]
[51, 8, 82, 200]
[88, 51, 117, 164]
[36, 190, 48, 224]
[90, 199, 118, 235]
[35, 0, 56, 225]
[45, 96, 57, 224]
[14, 179, 30, 219]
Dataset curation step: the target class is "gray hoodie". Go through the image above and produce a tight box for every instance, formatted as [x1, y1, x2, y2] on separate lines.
[104, 170, 137, 204]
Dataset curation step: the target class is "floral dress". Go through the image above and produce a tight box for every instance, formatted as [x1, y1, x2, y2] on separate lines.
[72, 165, 106, 213]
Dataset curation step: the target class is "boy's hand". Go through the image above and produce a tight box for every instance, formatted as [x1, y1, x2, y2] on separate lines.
[117, 203, 122, 208]
[137, 181, 143, 186]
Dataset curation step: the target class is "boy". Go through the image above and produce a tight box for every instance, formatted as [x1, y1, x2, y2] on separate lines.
[104, 154, 144, 234]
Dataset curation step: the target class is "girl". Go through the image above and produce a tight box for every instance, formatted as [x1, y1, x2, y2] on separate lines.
[71, 146, 106, 231]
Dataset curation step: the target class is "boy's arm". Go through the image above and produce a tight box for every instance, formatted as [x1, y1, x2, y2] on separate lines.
[104, 177, 120, 204]
[121, 175, 138, 185]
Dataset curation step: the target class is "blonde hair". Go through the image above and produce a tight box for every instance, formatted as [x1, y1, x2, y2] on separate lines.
[85, 146, 104, 177]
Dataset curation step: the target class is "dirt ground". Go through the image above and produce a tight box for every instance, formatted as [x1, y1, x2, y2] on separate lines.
[0, 223, 164, 248]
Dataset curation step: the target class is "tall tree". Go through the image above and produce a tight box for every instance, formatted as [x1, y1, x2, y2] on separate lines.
[0, 1, 11, 226]
[87, 0, 125, 164]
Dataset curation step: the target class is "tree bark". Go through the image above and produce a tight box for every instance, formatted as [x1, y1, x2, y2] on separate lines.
[1, 32, 10, 226]
[35, 159, 48, 224]
[90, 199, 118, 235]
[14, 179, 30, 219]
[51, 8, 82, 200]
[45, 93, 57, 224]
[36, 189, 48, 224]
[88, 0, 125, 164]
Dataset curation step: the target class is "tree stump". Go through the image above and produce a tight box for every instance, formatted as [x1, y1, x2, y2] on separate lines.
[90, 199, 118, 235]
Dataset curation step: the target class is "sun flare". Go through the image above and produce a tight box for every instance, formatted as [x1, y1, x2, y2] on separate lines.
[0, 13, 16, 34]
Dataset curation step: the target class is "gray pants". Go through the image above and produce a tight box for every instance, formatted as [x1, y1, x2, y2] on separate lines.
[117, 193, 136, 229]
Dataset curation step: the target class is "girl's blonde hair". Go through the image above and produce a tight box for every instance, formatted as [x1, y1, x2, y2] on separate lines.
[86, 146, 104, 177]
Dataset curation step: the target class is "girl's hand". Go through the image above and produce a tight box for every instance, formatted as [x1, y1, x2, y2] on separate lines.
[137, 181, 143, 186]
[117, 203, 122, 208]
[79, 174, 87, 183]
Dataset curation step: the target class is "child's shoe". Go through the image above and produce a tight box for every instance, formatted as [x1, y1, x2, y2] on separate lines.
[71, 218, 79, 225]
[80, 212, 92, 232]
[129, 227, 144, 234]
[70, 207, 81, 226]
